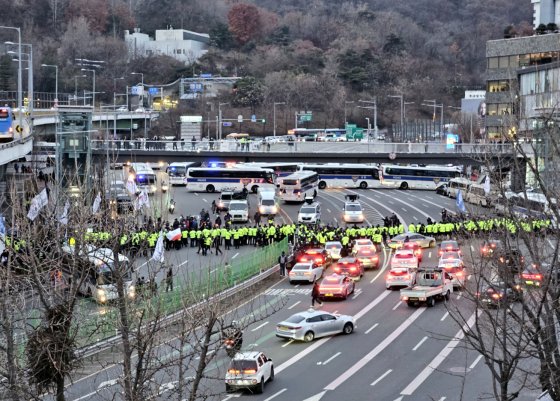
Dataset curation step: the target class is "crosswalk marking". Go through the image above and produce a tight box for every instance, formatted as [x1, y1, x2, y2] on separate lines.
[265, 288, 311, 296]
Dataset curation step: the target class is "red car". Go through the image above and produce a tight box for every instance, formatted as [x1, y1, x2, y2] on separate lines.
[333, 257, 364, 281]
[298, 248, 331, 267]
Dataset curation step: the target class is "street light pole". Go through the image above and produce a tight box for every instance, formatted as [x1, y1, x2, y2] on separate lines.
[0, 26, 22, 133]
[403, 101, 414, 141]
[41, 64, 58, 107]
[81, 68, 96, 108]
[273, 102, 286, 137]
[389, 95, 404, 141]
[218, 102, 228, 141]
[131, 72, 144, 107]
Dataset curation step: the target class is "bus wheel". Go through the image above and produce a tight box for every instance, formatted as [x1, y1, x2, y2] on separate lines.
[400, 182, 409, 190]
[206, 184, 215, 193]
[359, 181, 368, 189]
[251, 185, 259, 194]
[318, 181, 327, 190]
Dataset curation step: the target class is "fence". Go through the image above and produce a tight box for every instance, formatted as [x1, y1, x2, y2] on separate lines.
[74, 238, 288, 347]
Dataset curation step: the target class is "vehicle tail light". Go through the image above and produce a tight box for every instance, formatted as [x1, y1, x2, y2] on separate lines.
[350, 267, 357, 272]
[304, 272, 311, 275]
[244, 369, 257, 374]
[334, 267, 340, 272]
[482, 247, 487, 253]
[315, 257, 323, 263]
[491, 293, 502, 299]
[403, 274, 410, 280]
[536, 274, 542, 280]
[372, 256, 379, 261]
[228, 369, 241, 374]
[456, 271, 463, 277]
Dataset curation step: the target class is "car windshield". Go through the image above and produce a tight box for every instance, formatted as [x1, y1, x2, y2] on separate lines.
[229, 203, 246, 211]
[357, 250, 373, 256]
[220, 194, 233, 201]
[261, 199, 275, 206]
[356, 240, 372, 245]
[285, 314, 305, 324]
[345, 204, 362, 212]
[441, 242, 459, 249]
[300, 207, 316, 214]
[323, 277, 340, 284]
[326, 243, 342, 249]
[293, 264, 310, 271]
[230, 360, 258, 371]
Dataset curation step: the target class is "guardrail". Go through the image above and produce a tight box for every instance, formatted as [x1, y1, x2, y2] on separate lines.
[73, 238, 288, 357]
[89, 139, 518, 155]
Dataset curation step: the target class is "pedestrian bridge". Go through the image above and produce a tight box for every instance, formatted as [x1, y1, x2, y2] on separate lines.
[89, 139, 525, 166]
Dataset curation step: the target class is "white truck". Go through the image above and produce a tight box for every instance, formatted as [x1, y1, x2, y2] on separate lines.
[400, 268, 453, 307]
[229, 200, 249, 223]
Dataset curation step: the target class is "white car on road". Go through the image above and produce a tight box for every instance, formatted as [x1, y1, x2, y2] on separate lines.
[225, 352, 274, 394]
[276, 310, 355, 342]
[391, 249, 419, 269]
[386, 267, 416, 290]
[288, 262, 324, 283]
[325, 241, 343, 260]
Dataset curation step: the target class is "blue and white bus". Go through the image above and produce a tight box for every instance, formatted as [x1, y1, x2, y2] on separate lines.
[279, 171, 319, 202]
[0, 106, 14, 142]
[300, 163, 381, 189]
[126, 163, 158, 195]
[380, 164, 461, 190]
[185, 167, 275, 193]
[240, 162, 300, 185]
[166, 162, 200, 186]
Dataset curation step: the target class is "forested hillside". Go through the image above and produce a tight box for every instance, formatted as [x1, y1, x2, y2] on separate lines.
[0, 0, 532, 130]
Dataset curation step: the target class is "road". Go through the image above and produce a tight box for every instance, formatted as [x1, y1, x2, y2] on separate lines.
[49, 183, 546, 401]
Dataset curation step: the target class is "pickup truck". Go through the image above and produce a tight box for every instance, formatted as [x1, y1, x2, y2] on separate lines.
[400, 268, 453, 307]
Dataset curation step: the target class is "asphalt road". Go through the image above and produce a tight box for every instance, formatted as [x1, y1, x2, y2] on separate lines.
[47, 182, 548, 401]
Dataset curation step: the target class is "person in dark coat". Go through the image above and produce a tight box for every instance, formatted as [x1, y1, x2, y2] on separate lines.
[311, 281, 323, 307]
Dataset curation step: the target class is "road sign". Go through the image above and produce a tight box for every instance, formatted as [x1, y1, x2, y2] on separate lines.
[200, 73, 212, 78]
[15, 125, 23, 134]
[148, 87, 159, 95]
[251, 114, 257, 123]
[238, 115, 243, 123]
[223, 122, 233, 127]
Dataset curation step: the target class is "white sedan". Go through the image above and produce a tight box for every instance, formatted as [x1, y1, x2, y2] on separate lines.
[276, 310, 355, 342]
[390, 249, 419, 269]
[438, 252, 466, 288]
[288, 262, 324, 283]
[325, 241, 343, 260]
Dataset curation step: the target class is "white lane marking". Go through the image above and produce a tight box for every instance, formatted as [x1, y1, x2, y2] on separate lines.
[263, 389, 287, 401]
[251, 321, 268, 332]
[195, 349, 215, 359]
[349, 189, 408, 230]
[400, 312, 477, 396]
[548, 239, 555, 250]
[470, 244, 474, 252]
[469, 355, 483, 369]
[327, 208, 332, 213]
[202, 198, 208, 203]
[232, 252, 239, 259]
[428, 251, 432, 258]
[325, 308, 426, 390]
[412, 336, 428, 351]
[392, 301, 401, 310]
[422, 203, 428, 207]
[281, 340, 294, 348]
[301, 391, 328, 401]
[401, 208, 407, 212]
[413, 216, 418, 221]
[438, 398, 446, 401]
[295, 284, 300, 288]
[388, 200, 395, 205]
[370, 248, 391, 283]
[73, 391, 99, 401]
[370, 369, 392, 386]
[456, 293, 462, 300]
[440, 312, 449, 321]
[467, 275, 472, 281]
[288, 301, 300, 310]
[373, 190, 434, 222]
[210, 269, 217, 274]
[352, 291, 361, 299]
[355, 290, 391, 321]
[98, 379, 118, 389]
[365, 323, 379, 334]
[322, 352, 341, 365]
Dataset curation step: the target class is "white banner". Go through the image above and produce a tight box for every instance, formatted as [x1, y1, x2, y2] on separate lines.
[92, 192, 101, 214]
[27, 189, 49, 221]
[58, 201, 70, 225]
[483, 176, 491, 195]
[151, 232, 164, 263]
[126, 179, 138, 195]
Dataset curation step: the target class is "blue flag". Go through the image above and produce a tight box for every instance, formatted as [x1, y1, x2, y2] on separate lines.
[0, 214, 5, 236]
[456, 190, 467, 213]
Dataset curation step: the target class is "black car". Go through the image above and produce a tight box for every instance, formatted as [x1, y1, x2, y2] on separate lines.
[106, 181, 133, 213]
[477, 281, 523, 307]
[435, 183, 448, 196]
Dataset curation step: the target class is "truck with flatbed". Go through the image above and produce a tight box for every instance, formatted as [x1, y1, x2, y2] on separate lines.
[400, 268, 453, 307]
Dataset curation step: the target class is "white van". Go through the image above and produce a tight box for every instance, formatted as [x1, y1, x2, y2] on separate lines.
[447, 178, 471, 198]
[257, 187, 279, 216]
[465, 183, 495, 207]
[229, 200, 249, 223]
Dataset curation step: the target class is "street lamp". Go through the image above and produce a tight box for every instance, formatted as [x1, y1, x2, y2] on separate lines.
[344, 101, 355, 125]
[273, 102, 286, 137]
[81, 68, 96, 108]
[0, 26, 22, 132]
[113, 77, 125, 109]
[41, 64, 58, 107]
[218, 102, 229, 141]
[131, 72, 144, 107]
[389, 94, 405, 141]
[422, 99, 444, 140]
[403, 102, 414, 141]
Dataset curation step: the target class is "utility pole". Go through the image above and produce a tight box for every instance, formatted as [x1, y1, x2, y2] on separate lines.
[344, 101, 355, 126]
[273, 102, 286, 137]
[389, 95, 404, 141]
[358, 98, 378, 139]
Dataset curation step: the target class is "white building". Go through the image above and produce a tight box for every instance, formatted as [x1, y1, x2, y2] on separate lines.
[124, 27, 209, 64]
[532, 0, 560, 29]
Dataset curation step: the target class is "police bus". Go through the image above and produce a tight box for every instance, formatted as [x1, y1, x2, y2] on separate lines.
[300, 163, 381, 189]
[380, 164, 461, 190]
[185, 166, 275, 193]
[0, 106, 14, 142]
[240, 162, 301, 185]
[509, 192, 556, 220]
[126, 163, 158, 195]
[166, 162, 200, 186]
[279, 171, 319, 202]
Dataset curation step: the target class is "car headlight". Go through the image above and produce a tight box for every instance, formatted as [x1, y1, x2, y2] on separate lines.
[259, 206, 266, 213]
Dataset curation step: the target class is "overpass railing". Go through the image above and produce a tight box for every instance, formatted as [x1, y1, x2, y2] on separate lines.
[89, 139, 519, 155]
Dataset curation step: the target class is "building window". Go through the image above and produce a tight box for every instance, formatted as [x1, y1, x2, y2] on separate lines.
[488, 80, 510, 92]
[488, 57, 499, 69]
[487, 104, 498, 116]
[519, 54, 530, 67]
[498, 56, 510, 68]
[177, 49, 181, 54]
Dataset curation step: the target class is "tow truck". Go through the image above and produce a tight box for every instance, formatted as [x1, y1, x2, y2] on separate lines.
[400, 268, 453, 307]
